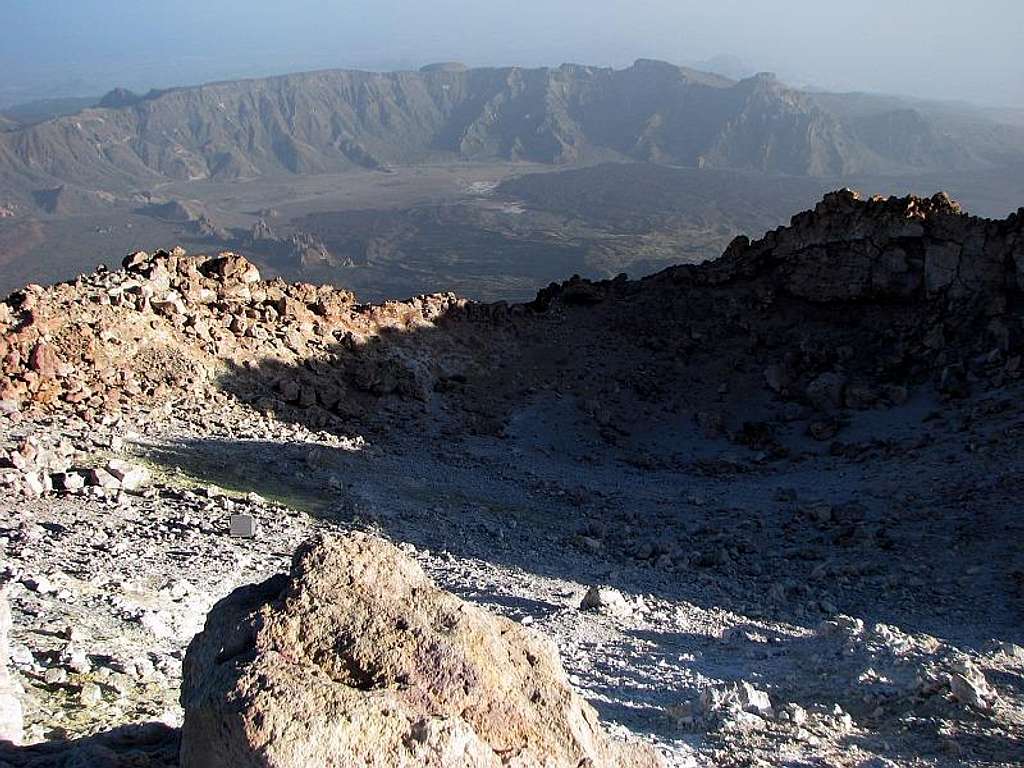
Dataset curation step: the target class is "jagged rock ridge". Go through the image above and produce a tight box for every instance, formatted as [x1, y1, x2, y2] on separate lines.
[0, 190, 1022, 434]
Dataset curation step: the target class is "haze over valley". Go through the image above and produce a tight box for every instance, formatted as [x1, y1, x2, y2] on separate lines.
[1, 59, 1023, 299]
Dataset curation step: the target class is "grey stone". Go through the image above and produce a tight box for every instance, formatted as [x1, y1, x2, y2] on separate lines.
[86, 467, 121, 490]
[229, 514, 257, 538]
[51, 471, 86, 492]
[0, 589, 23, 745]
[106, 459, 150, 491]
[580, 585, 634, 617]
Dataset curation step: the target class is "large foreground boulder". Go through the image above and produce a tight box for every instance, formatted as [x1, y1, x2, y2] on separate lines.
[180, 534, 660, 767]
[0, 588, 23, 745]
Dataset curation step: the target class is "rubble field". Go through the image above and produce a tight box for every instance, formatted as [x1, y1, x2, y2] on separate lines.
[1, 190, 1023, 766]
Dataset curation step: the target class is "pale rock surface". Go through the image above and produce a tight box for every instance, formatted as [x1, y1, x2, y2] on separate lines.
[667, 681, 773, 730]
[0, 588, 23, 745]
[579, 585, 635, 617]
[948, 659, 999, 711]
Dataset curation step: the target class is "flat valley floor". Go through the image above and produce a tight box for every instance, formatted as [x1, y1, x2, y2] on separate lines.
[4, 160, 1023, 303]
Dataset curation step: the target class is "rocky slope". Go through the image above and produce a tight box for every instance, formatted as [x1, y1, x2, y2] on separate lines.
[1, 190, 1023, 766]
[1, 61, 1017, 210]
[0, 591, 22, 745]
[1, 189, 1021, 429]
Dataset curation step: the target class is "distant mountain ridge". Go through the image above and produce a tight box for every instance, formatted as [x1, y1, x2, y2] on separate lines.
[0, 59, 1021, 208]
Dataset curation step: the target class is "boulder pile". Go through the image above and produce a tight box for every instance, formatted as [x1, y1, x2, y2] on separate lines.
[0, 248, 482, 427]
[527, 191, 1024, 444]
[705, 190, 1022, 303]
[0, 436, 151, 498]
[180, 534, 660, 767]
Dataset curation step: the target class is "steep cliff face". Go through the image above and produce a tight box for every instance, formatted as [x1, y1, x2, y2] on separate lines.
[0, 62, 1006, 206]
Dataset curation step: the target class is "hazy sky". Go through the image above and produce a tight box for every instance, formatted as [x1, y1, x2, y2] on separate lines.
[2, 0, 1021, 108]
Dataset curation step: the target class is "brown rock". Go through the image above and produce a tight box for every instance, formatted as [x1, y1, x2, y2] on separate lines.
[28, 343, 62, 379]
[277, 296, 316, 324]
[122, 250, 151, 271]
[202, 253, 261, 284]
[1, 345, 20, 376]
[180, 534, 659, 768]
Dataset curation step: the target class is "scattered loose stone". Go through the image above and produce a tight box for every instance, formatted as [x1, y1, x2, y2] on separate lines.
[0, 590, 23, 745]
[579, 585, 634, 617]
[667, 680, 774, 730]
[948, 659, 999, 711]
[106, 459, 151, 491]
[229, 513, 257, 538]
[0, 191, 1022, 767]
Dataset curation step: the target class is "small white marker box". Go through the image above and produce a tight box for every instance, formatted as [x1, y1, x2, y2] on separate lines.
[229, 513, 257, 538]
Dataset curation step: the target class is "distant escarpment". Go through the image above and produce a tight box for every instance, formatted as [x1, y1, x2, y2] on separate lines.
[1, 60, 1019, 209]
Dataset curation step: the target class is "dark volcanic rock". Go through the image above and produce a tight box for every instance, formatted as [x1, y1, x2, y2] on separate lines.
[703, 190, 1018, 305]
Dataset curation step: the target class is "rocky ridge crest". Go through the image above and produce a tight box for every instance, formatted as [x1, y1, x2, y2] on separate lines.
[0, 249, 485, 430]
[1, 63, 1014, 211]
[533, 190, 1023, 416]
[2, 190, 1022, 443]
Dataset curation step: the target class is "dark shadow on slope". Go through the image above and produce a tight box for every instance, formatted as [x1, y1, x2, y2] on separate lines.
[0, 722, 179, 767]
[137, 249, 1024, 743]
[140, 271, 1024, 644]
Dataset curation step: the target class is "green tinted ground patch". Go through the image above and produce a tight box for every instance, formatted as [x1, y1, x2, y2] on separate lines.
[134, 445, 329, 516]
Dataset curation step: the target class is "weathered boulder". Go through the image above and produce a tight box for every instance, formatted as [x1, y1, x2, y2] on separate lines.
[805, 372, 846, 412]
[200, 253, 261, 285]
[181, 534, 659, 768]
[27, 343, 62, 380]
[0, 588, 23, 745]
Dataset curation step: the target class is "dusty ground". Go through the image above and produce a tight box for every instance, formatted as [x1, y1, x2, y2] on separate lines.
[2, 374, 1023, 766]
